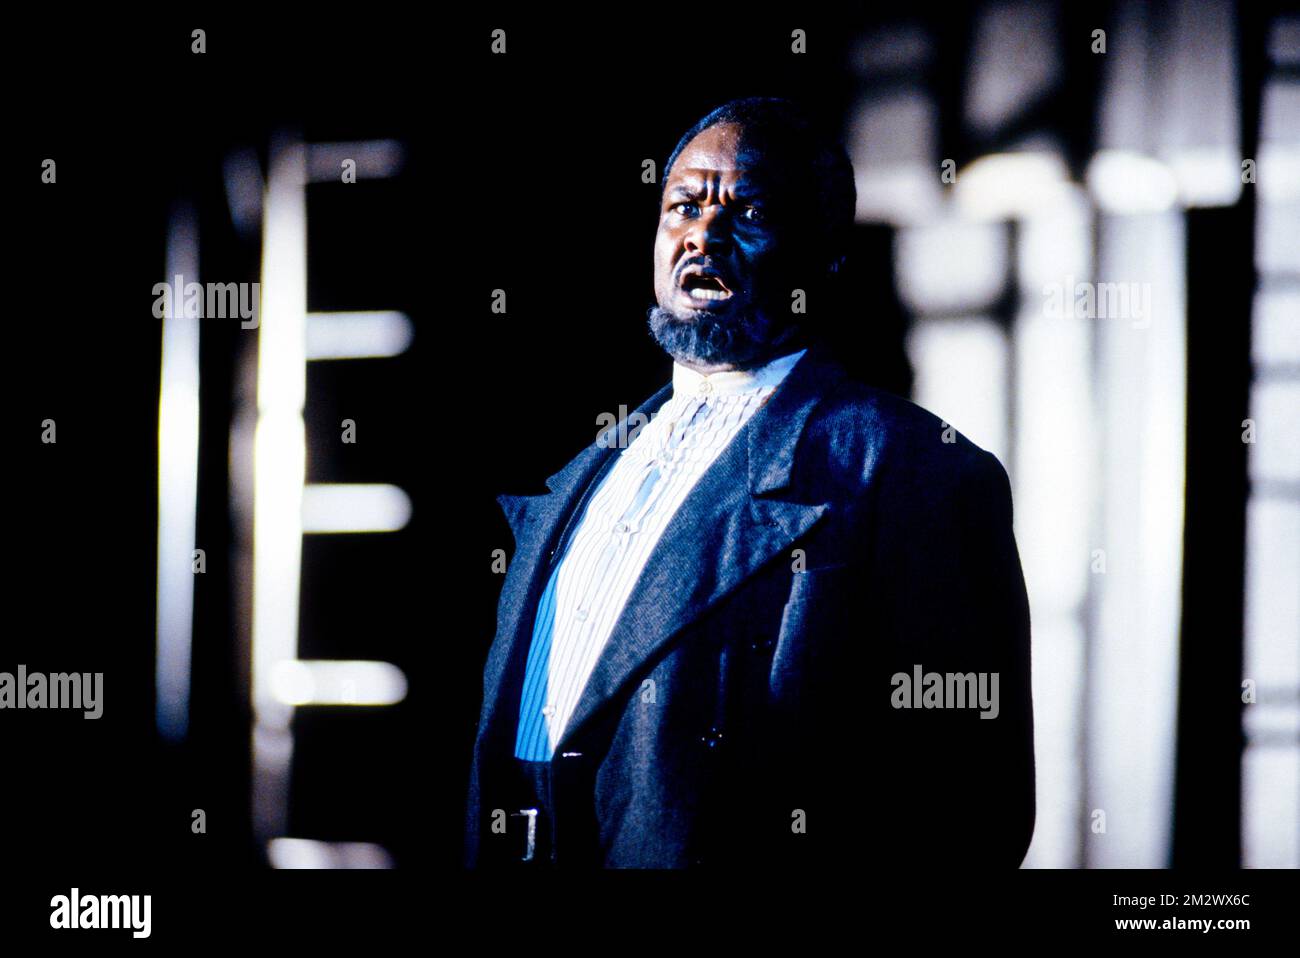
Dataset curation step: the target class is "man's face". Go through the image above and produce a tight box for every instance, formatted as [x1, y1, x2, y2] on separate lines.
[650, 122, 806, 370]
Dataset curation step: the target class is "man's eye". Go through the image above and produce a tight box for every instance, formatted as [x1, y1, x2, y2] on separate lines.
[672, 202, 699, 217]
[742, 206, 765, 224]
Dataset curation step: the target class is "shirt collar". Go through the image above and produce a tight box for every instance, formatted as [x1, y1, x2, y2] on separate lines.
[670, 348, 808, 400]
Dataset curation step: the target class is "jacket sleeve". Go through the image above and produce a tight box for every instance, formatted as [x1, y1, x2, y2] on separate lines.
[869, 447, 1037, 868]
[960, 449, 1036, 865]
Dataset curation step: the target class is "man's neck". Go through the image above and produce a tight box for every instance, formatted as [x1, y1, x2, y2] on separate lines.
[675, 329, 812, 375]
[675, 358, 745, 375]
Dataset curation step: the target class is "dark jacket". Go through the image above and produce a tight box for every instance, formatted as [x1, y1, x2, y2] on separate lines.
[465, 339, 1035, 868]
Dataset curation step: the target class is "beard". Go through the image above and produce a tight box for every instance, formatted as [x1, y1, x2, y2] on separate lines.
[647, 302, 796, 370]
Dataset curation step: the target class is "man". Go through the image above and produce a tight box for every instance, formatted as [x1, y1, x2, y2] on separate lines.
[465, 98, 1035, 869]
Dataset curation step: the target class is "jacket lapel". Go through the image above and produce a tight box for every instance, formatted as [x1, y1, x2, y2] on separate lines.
[476, 381, 674, 749]
[553, 343, 845, 753]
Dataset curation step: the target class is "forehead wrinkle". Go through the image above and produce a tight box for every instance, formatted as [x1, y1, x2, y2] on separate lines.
[666, 165, 761, 203]
[672, 167, 730, 192]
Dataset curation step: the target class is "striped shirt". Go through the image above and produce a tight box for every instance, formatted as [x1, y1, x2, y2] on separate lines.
[514, 348, 808, 760]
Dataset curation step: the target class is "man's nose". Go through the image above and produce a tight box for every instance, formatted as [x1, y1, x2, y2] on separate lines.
[684, 208, 731, 256]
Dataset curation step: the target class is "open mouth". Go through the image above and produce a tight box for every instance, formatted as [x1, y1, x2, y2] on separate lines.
[679, 270, 734, 304]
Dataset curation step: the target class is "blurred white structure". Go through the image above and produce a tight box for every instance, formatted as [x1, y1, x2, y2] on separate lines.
[847, 0, 1297, 868]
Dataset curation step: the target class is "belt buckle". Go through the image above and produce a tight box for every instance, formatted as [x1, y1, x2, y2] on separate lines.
[510, 807, 539, 862]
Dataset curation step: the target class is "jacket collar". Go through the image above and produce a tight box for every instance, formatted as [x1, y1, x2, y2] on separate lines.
[669, 346, 806, 399]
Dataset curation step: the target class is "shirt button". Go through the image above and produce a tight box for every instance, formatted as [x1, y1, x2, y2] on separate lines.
[574, 608, 588, 621]
[613, 521, 630, 534]
[698, 381, 713, 395]
[542, 705, 556, 717]
[700, 727, 724, 749]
